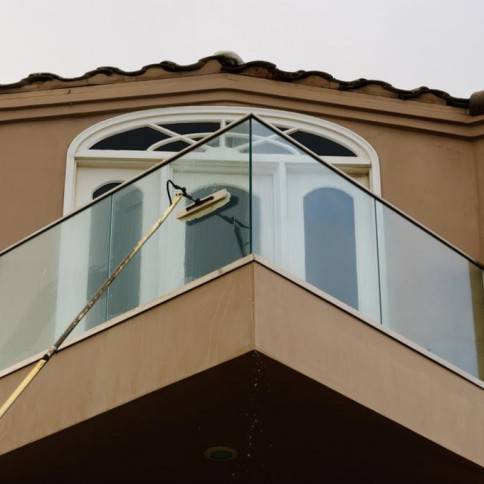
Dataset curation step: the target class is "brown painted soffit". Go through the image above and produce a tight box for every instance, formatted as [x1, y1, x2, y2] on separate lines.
[0, 54, 477, 112]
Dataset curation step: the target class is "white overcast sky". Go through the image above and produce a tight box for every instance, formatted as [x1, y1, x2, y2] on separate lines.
[1, 0, 483, 98]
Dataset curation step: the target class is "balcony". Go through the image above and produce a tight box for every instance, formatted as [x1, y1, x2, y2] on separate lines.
[0, 115, 483, 474]
[1, 114, 482, 380]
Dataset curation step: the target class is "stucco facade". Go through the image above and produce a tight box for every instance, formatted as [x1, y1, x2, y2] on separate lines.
[0, 55, 483, 479]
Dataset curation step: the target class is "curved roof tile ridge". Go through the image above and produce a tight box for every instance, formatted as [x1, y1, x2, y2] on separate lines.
[0, 54, 470, 110]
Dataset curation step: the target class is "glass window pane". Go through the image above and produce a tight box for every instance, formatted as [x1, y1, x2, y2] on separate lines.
[289, 131, 356, 156]
[154, 140, 190, 152]
[91, 127, 166, 150]
[304, 188, 358, 308]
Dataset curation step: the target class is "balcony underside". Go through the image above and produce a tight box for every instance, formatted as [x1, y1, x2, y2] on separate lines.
[0, 259, 483, 473]
[1, 351, 482, 482]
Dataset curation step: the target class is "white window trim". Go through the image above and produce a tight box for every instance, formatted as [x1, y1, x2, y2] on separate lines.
[64, 106, 381, 214]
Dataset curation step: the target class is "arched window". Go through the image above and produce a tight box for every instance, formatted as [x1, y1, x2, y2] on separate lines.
[65, 106, 380, 214]
[64, 106, 381, 328]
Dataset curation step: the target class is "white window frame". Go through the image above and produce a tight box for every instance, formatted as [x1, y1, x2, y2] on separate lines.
[64, 106, 381, 214]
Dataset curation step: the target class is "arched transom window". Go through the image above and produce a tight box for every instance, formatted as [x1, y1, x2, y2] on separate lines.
[65, 106, 380, 213]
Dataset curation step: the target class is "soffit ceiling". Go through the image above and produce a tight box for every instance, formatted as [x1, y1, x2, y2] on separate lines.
[1, 352, 482, 481]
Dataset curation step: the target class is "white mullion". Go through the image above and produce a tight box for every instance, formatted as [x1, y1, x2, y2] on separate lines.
[278, 127, 297, 136]
[322, 156, 370, 167]
[77, 149, 166, 161]
[149, 124, 196, 146]
[277, 161, 287, 266]
[148, 135, 211, 152]
[221, 120, 227, 148]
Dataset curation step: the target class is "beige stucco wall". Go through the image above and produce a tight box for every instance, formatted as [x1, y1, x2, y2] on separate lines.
[474, 136, 484, 259]
[0, 115, 111, 250]
[0, 74, 483, 262]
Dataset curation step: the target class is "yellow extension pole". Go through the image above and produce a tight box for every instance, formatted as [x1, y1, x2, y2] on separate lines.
[0, 193, 183, 421]
[0, 359, 47, 418]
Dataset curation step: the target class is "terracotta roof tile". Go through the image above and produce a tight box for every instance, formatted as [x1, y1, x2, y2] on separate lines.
[0, 54, 470, 110]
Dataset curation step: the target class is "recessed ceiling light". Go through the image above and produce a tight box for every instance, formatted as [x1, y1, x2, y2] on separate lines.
[204, 446, 238, 462]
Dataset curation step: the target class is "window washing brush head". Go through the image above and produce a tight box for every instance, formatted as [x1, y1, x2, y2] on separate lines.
[177, 189, 231, 222]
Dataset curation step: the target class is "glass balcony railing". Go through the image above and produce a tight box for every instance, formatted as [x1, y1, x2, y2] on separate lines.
[0, 115, 483, 382]
[251, 119, 484, 380]
[0, 121, 251, 371]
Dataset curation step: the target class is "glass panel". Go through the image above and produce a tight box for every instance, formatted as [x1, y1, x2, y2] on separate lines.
[376, 202, 484, 378]
[0, 120, 250, 371]
[251, 118, 484, 381]
[225, 121, 250, 149]
[250, 119, 381, 323]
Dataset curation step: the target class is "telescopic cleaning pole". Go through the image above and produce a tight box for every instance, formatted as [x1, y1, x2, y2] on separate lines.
[0, 190, 185, 420]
